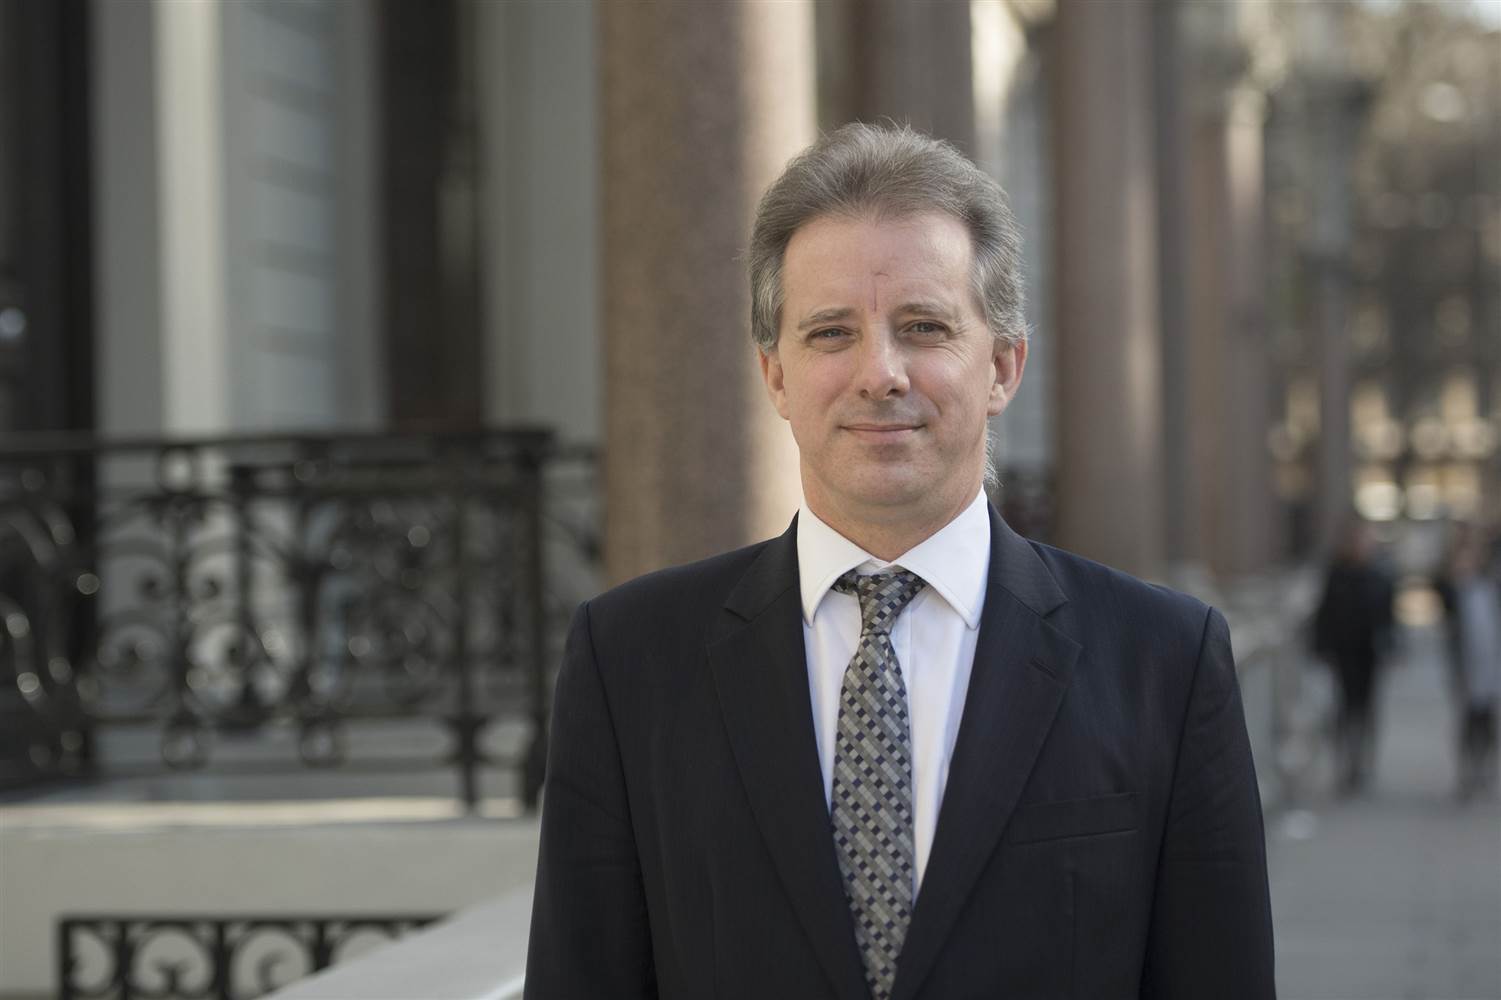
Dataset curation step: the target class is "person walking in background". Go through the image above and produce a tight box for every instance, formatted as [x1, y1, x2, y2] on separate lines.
[1436, 524, 1500, 801]
[1314, 520, 1396, 794]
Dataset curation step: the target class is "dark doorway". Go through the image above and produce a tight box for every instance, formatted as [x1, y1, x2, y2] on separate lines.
[376, 0, 483, 430]
[0, 0, 95, 794]
[0, 0, 95, 435]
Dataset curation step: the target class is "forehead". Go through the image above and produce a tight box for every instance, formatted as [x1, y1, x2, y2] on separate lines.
[781, 211, 975, 304]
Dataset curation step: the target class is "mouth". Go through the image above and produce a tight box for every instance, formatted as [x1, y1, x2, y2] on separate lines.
[843, 423, 922, 441]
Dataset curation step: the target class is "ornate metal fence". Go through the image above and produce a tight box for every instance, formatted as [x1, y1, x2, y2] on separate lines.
[0, 429, 599, 809]
[57, 914, 440, 1000]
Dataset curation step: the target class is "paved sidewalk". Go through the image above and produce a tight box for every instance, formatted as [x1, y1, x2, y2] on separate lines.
[1269, 626, 1501, 1000]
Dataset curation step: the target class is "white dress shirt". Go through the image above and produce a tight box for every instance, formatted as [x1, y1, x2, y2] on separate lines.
[796, 488, 991, 893]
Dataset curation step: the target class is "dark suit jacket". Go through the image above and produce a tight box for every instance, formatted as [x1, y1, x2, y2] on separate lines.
[526, 507, 1275, 999]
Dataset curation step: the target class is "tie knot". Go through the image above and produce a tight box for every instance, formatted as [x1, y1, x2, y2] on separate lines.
[832, 569, 926, 636]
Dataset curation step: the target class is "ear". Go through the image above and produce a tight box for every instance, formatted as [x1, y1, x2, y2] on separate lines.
[759, 346, 791, 420]
[987, 339, 1026, 417]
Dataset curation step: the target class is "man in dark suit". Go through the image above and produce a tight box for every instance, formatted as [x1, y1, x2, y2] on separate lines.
[526, 123, 1275, 999]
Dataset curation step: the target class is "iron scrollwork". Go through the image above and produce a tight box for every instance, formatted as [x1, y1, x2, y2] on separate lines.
[0, 430, 599, 808]
[58, 914, 440, 1000]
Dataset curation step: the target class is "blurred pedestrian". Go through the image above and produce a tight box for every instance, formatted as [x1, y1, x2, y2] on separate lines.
[1313, 520, 1396, 794]
[1436, 524, 1500, 801]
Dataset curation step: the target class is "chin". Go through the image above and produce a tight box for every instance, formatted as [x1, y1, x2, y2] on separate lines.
[839, 473, 930, 511]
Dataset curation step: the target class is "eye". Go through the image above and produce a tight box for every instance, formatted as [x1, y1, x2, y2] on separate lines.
[906, 321, 948, 339]
[808, 327, 851, 343]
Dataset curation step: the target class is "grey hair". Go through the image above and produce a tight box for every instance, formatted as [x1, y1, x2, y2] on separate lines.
[748, 122, 1026, 353]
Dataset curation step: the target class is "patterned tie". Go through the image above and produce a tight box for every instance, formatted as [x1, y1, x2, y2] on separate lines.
[829, 568, 926, 1000]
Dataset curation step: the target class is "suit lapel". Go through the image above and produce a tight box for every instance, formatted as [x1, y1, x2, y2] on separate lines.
[891, 508, 1080, 1000]
[707, 519, 872, 1000]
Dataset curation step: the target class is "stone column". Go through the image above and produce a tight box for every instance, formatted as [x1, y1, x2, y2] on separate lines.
[476, 0, 600, 445]
[1181, 89, 1227, 580]
[1287, 3, 1371, 552]
[1050, 0, 1165, 579]
[1153, 0, 1193, 575]
[156, 0, 231, 434]
[600, 1, 813, 584]
[93, 0, 164, 436]
[1308, 80, 1368, 552]
[818, 0, 974, 152]
[1217, 84, 1279, 574]
[1182, 81, 1280, 578]
[1178, 8, 1280, 578]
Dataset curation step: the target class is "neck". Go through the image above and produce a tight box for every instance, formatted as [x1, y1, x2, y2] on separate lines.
[806, 485, 982, 562]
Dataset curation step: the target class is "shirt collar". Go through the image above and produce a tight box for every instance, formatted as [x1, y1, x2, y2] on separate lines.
[796, 489, 991, 629]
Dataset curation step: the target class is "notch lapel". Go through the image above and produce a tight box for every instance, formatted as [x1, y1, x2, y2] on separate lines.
[891, 509, 1080, 1000]
[707, 520, 871, 1000]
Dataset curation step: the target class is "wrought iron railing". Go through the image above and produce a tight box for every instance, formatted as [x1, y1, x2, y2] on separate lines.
[0, 429, 600, 809]
[58, 914, 441, 1000]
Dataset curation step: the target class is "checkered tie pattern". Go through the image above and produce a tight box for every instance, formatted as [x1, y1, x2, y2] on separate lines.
[829, 568, 926, 1000]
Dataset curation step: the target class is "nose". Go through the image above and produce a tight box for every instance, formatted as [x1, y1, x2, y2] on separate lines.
[855, 329, 909, 399]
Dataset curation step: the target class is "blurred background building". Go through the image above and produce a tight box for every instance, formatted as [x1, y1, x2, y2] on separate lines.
[0, 1, 1497, 998]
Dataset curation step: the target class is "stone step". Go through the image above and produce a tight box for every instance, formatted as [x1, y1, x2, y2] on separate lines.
[0, 799, 540, 999]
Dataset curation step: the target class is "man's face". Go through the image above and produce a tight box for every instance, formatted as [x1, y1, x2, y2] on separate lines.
[759, 211, 1025, 529]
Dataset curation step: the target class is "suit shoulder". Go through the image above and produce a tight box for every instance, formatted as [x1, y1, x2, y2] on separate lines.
[581, 537, 777, 632]
[1027, 539, 1215, 637]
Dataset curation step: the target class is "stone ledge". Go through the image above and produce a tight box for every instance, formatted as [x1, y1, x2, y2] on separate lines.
[0, 800, 540, 998]
[266, 891, 533, 1000]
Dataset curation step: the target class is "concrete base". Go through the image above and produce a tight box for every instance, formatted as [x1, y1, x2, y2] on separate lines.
[0, 799, 540, 998]
[266, 890, 533, 1000]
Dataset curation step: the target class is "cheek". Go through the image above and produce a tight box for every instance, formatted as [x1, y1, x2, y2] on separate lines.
[776, 374, 819, 438]
[915, 359, 979, 405]
[786, 363, 847, 412]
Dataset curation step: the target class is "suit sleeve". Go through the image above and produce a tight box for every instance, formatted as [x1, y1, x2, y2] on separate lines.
[1142, 607, 1276, 999]
[525, 601, 657, 999]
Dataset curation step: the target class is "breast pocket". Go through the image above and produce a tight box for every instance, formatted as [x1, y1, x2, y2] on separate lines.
[998, 792, 1144, 998]
[1003, 791, 1138, 845]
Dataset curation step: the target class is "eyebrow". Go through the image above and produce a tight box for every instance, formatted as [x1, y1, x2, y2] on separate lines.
[794, 301, 959, 331]
[893, 301, 959, 321]
[796, 307, 856, 331]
